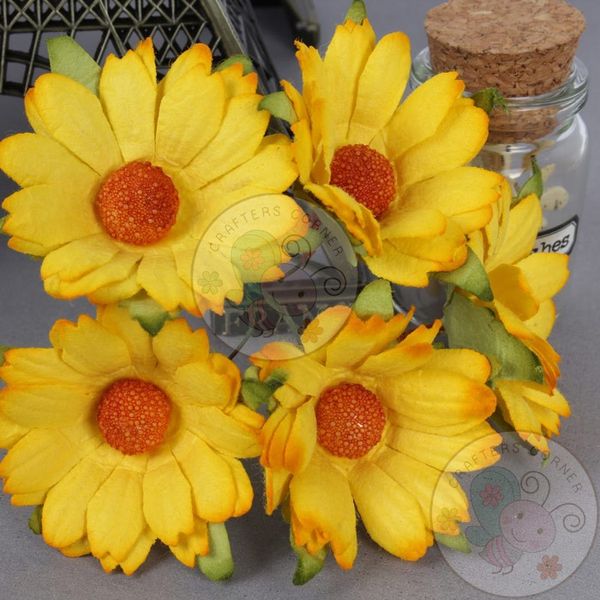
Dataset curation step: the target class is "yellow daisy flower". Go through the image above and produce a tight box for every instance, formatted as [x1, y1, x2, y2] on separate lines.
[0, 39, 299, 315]
[469, 181, 571, 452]
[283, 16, 504, 286]
[0, 306, 263, 575]
[252, 306, 500, 568]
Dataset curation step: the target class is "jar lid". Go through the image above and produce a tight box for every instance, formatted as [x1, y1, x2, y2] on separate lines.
[425, 0, 586, 97]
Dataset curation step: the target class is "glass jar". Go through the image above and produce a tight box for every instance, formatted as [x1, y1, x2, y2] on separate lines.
[394, 49, 590, 323]
[411, 47, 590, 259]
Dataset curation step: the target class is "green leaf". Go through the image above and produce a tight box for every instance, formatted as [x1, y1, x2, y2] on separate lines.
[437, 248, 493, 301]
[472, 88, 508, 115]
[28, 506, 43, 535]
[443, 293, 543, 383]
[259, 92, 298, 124]
[290, 529, 326, 585]
[435, 531, 471, 554]
[241, 368, 287, 410]
[0, 344, 10, 364]
[0, 214, 7, 234]
[215, 54, 255, 75]
[47, 36, 101, 95]
[198, 523, 234, 581]
[516, 156, 543, 203]
[119, 294, 178, 336]
[345, 0, 367, 23]
[353, 279, 394, 321]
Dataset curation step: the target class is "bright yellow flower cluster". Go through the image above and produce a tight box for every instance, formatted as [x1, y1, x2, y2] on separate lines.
[0, 0, 572, 581]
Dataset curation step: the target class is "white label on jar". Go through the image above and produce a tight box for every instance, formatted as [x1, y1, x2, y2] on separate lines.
[533, 217, 578, 255]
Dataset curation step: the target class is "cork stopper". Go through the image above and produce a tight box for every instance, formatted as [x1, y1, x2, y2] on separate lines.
[425, 0, 586, 97]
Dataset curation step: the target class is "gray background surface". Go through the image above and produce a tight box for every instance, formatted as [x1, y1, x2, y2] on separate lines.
[0, 1, 598, 598]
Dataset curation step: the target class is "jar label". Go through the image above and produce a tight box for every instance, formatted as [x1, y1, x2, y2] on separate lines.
[533, 217, 579, 255]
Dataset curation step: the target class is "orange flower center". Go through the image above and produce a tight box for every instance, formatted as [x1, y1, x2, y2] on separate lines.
[96, 161, 179, 245]
[97, 378, 172, 455]
[316, 383, 386, 459]
[329, 144, 396, 218]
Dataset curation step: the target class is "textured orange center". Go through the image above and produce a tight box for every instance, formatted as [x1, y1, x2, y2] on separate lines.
[329, 144, 396, 218]
[96, 161, 179, 245]
[97, 378, 172, 455]
[316, 383, 386, 459]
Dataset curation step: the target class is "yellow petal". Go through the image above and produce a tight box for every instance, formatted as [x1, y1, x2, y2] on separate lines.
[0, 428, 90, 496]
[290, 118, 314, 183]
[172, 432, 237, 522]
[516, 253, 569, 302]
[452, 206, 494, 234]
[400, 167, 502, 217]
[364, 240, 440, 287]
[376, 448, 469, 532]
[301, 305, 352, 358]
[169, 357, 237, 409]
[0, 133, 98, 191]
[99, 48, 157, 162]
[183, 405, 262, 458]
[86, 271, 141, 305]
[379, 207, 447, 240]
[384, 72, 464, 160]
[424, 349, 491, 383]
[326, 311, 412, 369]
[119, 529, 155, 575]
[0, 413, 26, 448]
[0, 384, 93, 428]
[43, 446, 117, 549]
[49, 315, 131, 376]
[397, 102, 489, 189]
[156, 68, 225, 167]
[349, 460, 432, 560]
[322, 18, 376, 155]
[160, 44, 212, 95]
[43, 251, 141, 299]
[265, 467, 292, 515]
[260, 407, 294, 470]
[306, 182, 381, 256]
[283, 399, 317, 473]
[136, 250, 195, 313]
[180, 94, 269, 190]
[359, 343, 434, 377]
[347, 32, 411, 145]
[2, 184, 101, 251]
[219, 62, 259, 97]
[60, 538, 91, 558]
[87, 457, 146, 563]
[152, 319, 209, 372]
[134, 38, 156, 81]
[486, 194, 542, 271]
[382, 369, 496, 427]
[489, 264, 539, 321]
[289, 452, 357, 569]
[143, 449, 194, 546]
[524, 299, 556, 340]
[26, 73, 122, 176]
[169, 517, 209, 567]
[41, 235, 119, 283]
[388, 422, 502, 472]
[281, 79, 308, 122]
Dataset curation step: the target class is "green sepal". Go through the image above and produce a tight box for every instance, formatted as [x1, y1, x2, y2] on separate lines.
[435, 531, 471, 554]
[0, 344, 10, 365]
[290, 529, 326, 585]
[443, 293, 544, 383]
[472, 88, 508, 115]
[516, 156, 543, 204]
[0, 214, 7, 234]
[353, 279, 394, 321]
[241, 367, 287, 411]
[345, 0, 367, 24]
[28, 506, 43, 535]
[47, 36, 101, 95]
[198, 523, 234, 581]
[437, 248, 493, 301]
[118, 294, 178, 336]
[259, 92, 297, 124]
[215, 54, 255, 75]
